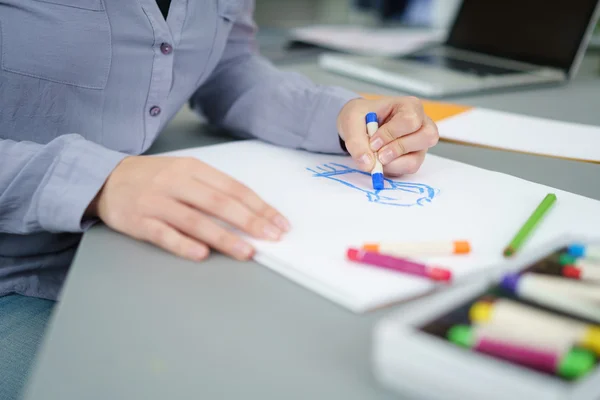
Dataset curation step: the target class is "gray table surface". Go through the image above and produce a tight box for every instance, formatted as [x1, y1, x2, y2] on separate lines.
[23, 50, 600, 400]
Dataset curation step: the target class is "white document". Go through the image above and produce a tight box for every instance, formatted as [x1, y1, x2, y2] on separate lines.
[290, 25, 446, 56]
[165, 140, 600, 313]
[437, 108, 600, 163]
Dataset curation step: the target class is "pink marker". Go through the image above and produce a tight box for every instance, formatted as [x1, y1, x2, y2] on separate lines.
[477, 337, 560, 373]
[346, 248, 452, 282]
[448, 324, 596, 379]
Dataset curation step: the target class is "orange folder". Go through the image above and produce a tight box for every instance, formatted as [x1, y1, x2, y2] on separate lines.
[359, 92, 472, 123]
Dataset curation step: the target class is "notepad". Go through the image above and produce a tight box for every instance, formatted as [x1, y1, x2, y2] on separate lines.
[164, 140, 600, 312]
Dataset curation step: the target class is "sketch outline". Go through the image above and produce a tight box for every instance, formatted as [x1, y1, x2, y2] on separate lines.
[307, 163, 438, 207]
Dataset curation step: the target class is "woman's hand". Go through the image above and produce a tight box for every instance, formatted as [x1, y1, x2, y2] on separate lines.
[337, 96, 439, 176]
[88, 156, 290, 261]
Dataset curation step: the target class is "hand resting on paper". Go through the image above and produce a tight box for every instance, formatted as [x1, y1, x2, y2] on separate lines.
[337, 96, 439, 176]
[86, 156, 290, 262]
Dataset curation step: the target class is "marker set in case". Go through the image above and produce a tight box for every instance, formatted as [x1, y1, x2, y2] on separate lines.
[372, 237, 600, 400]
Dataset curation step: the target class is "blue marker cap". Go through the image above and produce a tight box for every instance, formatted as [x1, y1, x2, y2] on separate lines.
[567, 243, 586, 258]
[372, 172, 384, 190]
[500, 273, 521, 294]
[366, 112, 378, 124]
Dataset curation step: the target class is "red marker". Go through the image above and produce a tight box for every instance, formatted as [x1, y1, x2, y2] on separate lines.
[346, 248, 452, 282]
[563, 264, 600, 284]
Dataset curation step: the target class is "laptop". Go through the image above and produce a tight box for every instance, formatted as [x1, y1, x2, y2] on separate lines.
[319, 0, 600, 98]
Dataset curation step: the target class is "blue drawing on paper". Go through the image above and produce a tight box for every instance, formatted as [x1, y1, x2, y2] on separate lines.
[307, 163, 439, 207]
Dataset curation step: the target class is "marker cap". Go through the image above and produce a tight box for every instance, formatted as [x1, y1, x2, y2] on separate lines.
[500, 273, 521, 294]
[365, 112, 378, 124]
[362, 243, 380, 252]
[372, 173, 384, 190]
[563, 266, 581, 279]
[581, 327, 600, 356]
[469, 301, 493, 323]
[559, 253, 577, 266]
[453, 241, 471, 254]
[568, 244, 586, 258]
[447, 324, 474, 348]
[557, 348, 596, 379]
[346, 248, 361, 261]
[428, 267, 452, 282]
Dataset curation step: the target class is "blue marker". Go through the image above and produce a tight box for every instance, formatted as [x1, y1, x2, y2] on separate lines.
[567, 243, 600, 260]
[365, 112, 384, 190]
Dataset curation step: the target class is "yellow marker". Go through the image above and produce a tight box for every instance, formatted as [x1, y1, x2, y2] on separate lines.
[470, 298, 600, 356]
[470, 301, 493, 322]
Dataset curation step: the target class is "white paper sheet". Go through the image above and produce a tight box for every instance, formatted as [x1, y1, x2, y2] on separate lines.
[165, 140, 600, 312]
[290, 25, 446, 56]
[437, 109, 600, 163]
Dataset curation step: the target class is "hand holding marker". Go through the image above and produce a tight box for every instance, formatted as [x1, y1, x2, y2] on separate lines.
[365, 112, 384, 190]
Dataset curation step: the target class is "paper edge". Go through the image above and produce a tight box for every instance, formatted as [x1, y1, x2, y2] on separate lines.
[436, 108, 600, 163]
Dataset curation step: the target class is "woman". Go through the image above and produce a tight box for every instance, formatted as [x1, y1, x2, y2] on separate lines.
[0, 0, 438, 300]
[0, 1, 438, 394]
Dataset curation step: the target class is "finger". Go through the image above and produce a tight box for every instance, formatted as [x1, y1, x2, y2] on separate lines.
[141, 218, 210, 262]
[382, 150, 427, 176]
[377, 118, 439, 165]
[343, 134, 376, 172]
[369, 100, 426, 152]
[155, 198, 256, 261]
[171, 178, 282, 241]
[184, 160, 291, 232]
[339, 112, 376, 172]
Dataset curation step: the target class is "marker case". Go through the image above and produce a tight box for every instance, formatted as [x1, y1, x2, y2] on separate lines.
[371, 236, 600, 400]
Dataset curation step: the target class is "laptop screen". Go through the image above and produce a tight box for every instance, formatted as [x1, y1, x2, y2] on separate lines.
[446, 0, 600, 71]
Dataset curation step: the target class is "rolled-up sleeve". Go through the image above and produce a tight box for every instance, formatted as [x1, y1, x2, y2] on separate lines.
[0, 135, 127, 234]
[190, 0, 360, 154]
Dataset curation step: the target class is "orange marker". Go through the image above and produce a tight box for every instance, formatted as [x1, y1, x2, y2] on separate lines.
[362, 240, 470, 257]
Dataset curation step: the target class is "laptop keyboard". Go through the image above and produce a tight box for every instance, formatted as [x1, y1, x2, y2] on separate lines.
[402, 54, 523, 76]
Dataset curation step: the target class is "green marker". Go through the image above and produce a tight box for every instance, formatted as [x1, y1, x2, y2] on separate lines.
[559, 253, 577, 266]
[504, 193, 557, 257]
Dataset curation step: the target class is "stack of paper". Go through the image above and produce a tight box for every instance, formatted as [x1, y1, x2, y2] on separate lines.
[289, 25, 446, 57]
[431, 104, 600, 163]
[166, 141, 600, 312]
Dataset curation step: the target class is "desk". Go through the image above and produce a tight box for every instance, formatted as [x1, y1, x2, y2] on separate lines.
[23, 52, 600, 400]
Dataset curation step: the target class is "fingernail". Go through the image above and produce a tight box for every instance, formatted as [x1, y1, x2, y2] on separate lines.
[370, 137, 383, 151]
[358, 153, 372, 166]
[273, 215, 291, 232]
[189, 246, 208, 261]
[234, 241, 254, 258]
[263, 225, 281, 240]
[379, 149, 394, 164]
